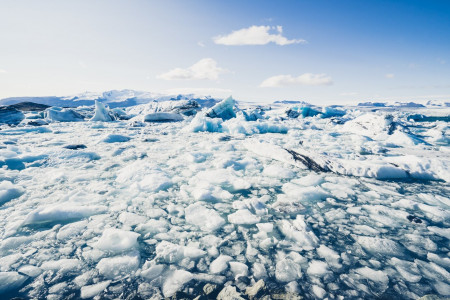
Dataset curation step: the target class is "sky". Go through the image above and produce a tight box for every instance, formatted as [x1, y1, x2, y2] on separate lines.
[0, 0, 449, 104]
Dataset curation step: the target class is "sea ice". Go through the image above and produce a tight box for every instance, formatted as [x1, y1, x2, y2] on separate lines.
[94, 228, 140, 252]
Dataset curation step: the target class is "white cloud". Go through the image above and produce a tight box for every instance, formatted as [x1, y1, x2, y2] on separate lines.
[197, 41, 205, 47]
[213, 25, 306, 46]
[0, 69, 7, 73]
[157, 58, 227, 80]
[260, 73, 333, 87]
[385, 73, 395, 79]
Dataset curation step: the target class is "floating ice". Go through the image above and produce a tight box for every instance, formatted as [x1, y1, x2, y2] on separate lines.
[96, 252, 140, 279]
[44, 107, 84, 122]
[185, 203, 225, 231]
[0, 181, 24, 206]
[80, 280, 111, 299]
[90, 101, 115, 122]
[210, 255, 233, 274]
[228, 209, 261, 225]
[162, 270, 194, 297]
[22, 204, 107, 226]
[102, 134, 131, 143]
[0, 98, 449, 299]
[0, 107, 25, 125]
[0, 272, 28, 293]
[206, 96, 236, 120]
[144, 112, 184, 122]
[94, 228, 140, 253]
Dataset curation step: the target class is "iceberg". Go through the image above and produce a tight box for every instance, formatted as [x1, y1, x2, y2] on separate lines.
[0, 106, 25, 125]
[205, 96, 236, 120]
[90, 101, 115, 122]
[44, 107, 84, 122]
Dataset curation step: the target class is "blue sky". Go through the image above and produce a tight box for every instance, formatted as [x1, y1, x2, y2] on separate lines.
[0, 0, 449, 104]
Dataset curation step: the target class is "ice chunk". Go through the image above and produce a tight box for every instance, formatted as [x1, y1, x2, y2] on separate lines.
[144, 112, 183, 122]
[228, 209, 261, 225]
[118, 212, 147, 227]
[80, 280, 111, 299]
[44, 107, 84, 122]
[135, 219, 169, 236]
[57, 220, 88, 240]
[210, 255, 232, 274]
[0, 181, 24, 205]
[141, 264, 164, 280]
[96, 252, 140, 279]
[162, 270, 193, 297]
[185, 203, 225, 231]
[263, 165, 295, 179]
[312, 285, 327, 298]
[94, 228, 140, 253]
[90, 101, 115, 121]
[206, 96, 236, 120]
[278, 215, 319, 250]
[229, 261, 249, 278]
[17, 265, 42, 278]
[138, 172, 172, 192]
[389, 258, 422, 283]
[155, 241, 205, 264]
[317, 245, 341, 269]
[0, 271, 28, 293]
[322, 106, 346, 118]
[355, 266, 389, 285]
[183, 112, 223, 133]
[357, 236, 404, 257]
[307, 260, 331, 276]
[23, 204, 107, 226]
[102, 134, 131, 143]
[41, 259, 82, 273]
[275, 258, 302, 282]
[0, 107, 25, 125]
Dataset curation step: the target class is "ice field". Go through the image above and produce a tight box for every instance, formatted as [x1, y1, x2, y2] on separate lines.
[0, 95, 449, 299]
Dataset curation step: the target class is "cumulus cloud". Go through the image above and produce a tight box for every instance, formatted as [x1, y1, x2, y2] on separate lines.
[157, 58, 227, 80]
[385, 73, 395, 79]
[260, 73, 333, 87]
[213, 25, 306, 46]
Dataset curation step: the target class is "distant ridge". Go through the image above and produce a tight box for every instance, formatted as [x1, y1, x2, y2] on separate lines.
[0, 90, 221, 108]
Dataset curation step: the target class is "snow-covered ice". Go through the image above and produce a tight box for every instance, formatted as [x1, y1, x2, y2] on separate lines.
[0, 96, 449, 299]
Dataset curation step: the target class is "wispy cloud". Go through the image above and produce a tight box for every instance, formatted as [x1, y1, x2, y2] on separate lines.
[0, 69, 7, 73]
[213, 25, 306, 46]
[157, 58, 227, 81]
[260, 73, 333, 87]
[385, 73, 395, 79]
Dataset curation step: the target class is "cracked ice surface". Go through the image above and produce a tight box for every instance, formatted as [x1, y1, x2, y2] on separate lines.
[0, 104, 449, 299]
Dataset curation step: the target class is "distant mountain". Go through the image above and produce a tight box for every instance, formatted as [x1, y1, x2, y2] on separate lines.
[0, 89, 222, 108]
[273, 100, 311, 105]
[357, 102, 387, 107]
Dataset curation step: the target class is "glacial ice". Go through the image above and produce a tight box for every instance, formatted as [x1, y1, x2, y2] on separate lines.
[90, 101, 115, 122]
[44, 107, 84, 122]
[94, 228, 140, 252]
[0, 181, 24, 206]
[0, 98, 449, 299]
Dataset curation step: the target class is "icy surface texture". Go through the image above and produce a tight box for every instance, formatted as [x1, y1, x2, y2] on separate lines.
[0, 101, 449, 299]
